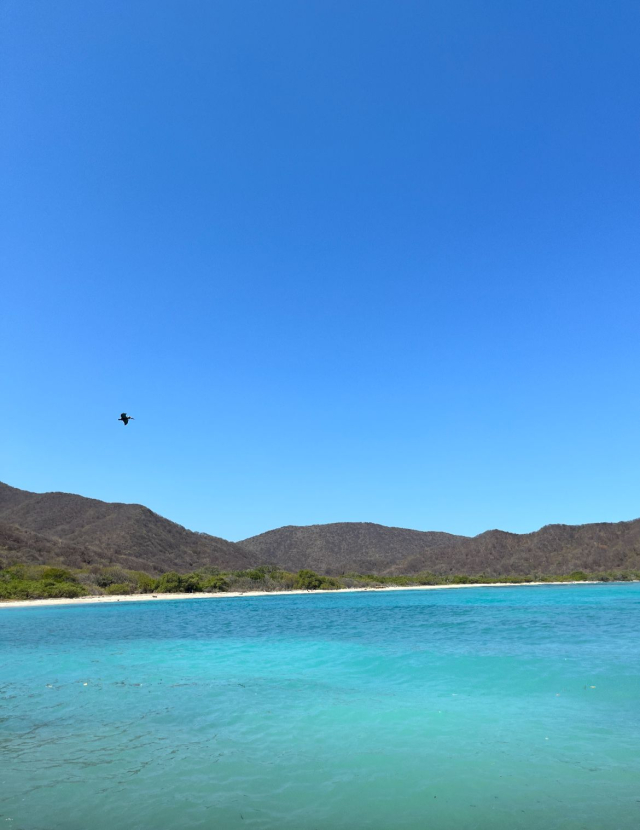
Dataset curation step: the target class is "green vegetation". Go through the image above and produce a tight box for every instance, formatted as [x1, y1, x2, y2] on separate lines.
[0, 564, 87, 600]
[293, 570, 341, 590]
[156, 571, 186, 593]
[0, 562, 638, 601]
[202, 575, 229, 592]
[104, 583, 133, 595]
[294, 569, 324, 590]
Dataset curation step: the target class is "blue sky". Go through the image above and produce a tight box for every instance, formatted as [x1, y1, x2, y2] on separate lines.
[2, 1, 639, 541]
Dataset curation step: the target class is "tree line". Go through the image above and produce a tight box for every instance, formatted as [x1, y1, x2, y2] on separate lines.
[1, 562, 639, 601]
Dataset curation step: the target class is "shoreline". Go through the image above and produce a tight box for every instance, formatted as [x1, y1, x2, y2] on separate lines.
[0, 580, 609, 609]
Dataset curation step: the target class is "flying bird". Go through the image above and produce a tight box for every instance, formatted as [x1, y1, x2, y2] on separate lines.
[118, 413, 134, 426]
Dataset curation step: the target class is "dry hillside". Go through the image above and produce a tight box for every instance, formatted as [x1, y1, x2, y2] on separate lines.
[0, 482, 258, 573]
[2, 481, 640, 576]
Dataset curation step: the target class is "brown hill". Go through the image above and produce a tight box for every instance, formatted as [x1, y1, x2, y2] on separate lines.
[395, 521, 640, 576]
[239, 519, 640, 577]
[238, 522, 465, 574]
[2, 481, 640, 577]
[0, 520, 98, 569]
[0, 482, 258, 574]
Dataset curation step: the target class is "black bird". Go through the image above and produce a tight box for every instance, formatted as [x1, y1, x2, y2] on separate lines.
[118, 413, 134, 426]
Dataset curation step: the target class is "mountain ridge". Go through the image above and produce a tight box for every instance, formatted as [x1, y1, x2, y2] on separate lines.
[0, 482, 258, 573]
[2, 481, 640, 576]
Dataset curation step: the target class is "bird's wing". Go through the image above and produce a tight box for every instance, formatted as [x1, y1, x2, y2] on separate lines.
[120, 413, 126, 419]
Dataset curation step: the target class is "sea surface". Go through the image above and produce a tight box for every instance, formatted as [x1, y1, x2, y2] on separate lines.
[1, 584, 639, 830]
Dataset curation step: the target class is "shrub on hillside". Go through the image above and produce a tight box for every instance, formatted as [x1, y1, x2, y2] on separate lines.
[0, 568, 89, 599]
[319, 576, 341, 590]
[156, 572, 183, 593]
[203, 575, 228, 592]
[294, 570, 324, 590]
[414, 572, 440, 585]
[383, 575, 412, 587]
[104, 583, 133, 595]
[129, 571, 157, 593]
[3, 564, 47, 582]
[95, 566, 135, 588]
[154, 572, 203, 593]
[198, 566, 221, 576]
[0, 580, 23, 599]
[277, 571, 296, 589]
[181, 573, 204, 593]
[40, 567, 77, 583]
[42, 581, 86, 598]
[33, 581, 86, 599]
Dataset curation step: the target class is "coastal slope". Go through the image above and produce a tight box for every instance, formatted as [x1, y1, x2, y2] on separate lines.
[239, 520, 640, 576]
[0, 482, 258, 573]
[2, 481, 640, 576]
[237, 522, 465, 574]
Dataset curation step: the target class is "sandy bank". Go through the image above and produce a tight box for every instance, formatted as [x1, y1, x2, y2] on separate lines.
[0, 581, 604, 609]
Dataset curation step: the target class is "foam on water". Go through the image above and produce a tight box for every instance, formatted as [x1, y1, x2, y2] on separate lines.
[1, 584, 640, 829]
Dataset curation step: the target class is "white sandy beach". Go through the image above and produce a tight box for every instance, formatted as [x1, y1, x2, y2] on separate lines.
[0, 580, 603, 608]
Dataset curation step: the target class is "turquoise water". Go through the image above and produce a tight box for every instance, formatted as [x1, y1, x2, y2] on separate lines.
[1, 585, 640, 830]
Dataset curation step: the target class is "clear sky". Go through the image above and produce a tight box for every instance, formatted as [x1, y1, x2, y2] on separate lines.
[1, 1, 639, 541]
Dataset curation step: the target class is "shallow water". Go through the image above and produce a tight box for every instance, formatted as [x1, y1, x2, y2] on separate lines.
[1, 584, 639, 830]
